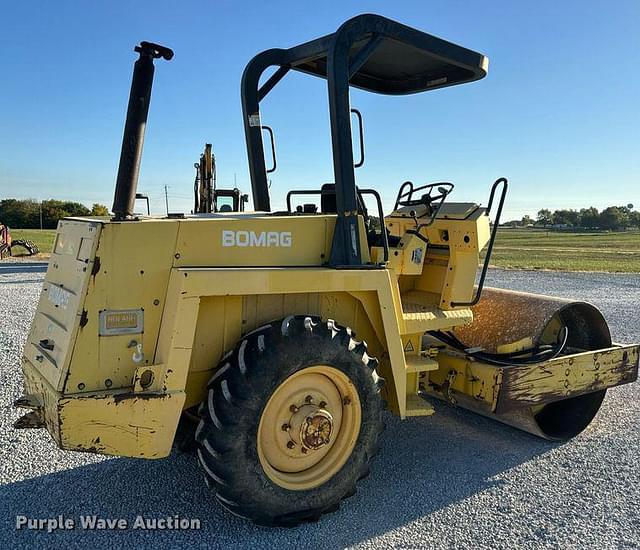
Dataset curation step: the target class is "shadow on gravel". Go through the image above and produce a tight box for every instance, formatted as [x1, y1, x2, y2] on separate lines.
[0, 279, 46, 285]
[0, 263, 48, 275]
[3, 402, 557, 549]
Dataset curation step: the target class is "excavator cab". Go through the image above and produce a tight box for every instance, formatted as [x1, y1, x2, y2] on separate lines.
[193, 143, 248, 213]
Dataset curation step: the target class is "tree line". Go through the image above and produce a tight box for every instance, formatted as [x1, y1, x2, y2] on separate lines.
[506, 206, 640, 230]
[0, 199, 109, 229]
[2, 198, 638, 232]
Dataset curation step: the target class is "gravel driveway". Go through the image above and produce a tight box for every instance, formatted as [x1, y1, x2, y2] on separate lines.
[2, 264, 639, 549]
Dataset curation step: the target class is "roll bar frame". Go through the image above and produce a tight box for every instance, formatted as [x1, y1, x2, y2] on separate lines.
[241, 13, 488, 267]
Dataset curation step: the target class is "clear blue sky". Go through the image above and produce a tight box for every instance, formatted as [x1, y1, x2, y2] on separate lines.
[1, 0, 638, 219]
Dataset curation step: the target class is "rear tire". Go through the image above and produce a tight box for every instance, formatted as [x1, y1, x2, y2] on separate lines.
[195, 315, 384, 526]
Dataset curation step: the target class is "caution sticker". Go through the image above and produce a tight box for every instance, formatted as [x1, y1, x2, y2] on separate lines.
[404, 340, 415, 352]
[248, 113, 261, 127]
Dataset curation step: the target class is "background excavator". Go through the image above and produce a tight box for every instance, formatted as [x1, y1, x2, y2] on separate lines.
[193, 143, 248, 213]
[0, 223, 39, 259]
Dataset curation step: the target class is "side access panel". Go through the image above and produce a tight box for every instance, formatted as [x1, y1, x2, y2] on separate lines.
[23, 220, 101, 391]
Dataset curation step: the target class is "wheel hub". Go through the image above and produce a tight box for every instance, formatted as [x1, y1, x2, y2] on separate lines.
[289, 404, 333, 451]
[257, 365, 362, 490]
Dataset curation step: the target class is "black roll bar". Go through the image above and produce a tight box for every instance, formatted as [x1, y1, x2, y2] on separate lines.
[241, 14, 488, 266]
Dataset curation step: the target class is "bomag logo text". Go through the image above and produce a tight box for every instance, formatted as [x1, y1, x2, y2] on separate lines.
[222, 230, 292, 248]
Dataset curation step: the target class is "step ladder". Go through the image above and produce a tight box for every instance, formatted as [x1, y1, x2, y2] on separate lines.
[402, 344, 438, 417]
[399, 290, 472, 417]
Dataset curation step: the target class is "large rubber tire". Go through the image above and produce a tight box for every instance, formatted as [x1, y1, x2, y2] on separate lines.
[195, 315, 385, 526]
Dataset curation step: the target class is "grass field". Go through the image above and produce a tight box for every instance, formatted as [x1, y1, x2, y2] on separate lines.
[8, 229, 56, 257]
[487, 228, 640, 272]
[5, 227, 640, 272]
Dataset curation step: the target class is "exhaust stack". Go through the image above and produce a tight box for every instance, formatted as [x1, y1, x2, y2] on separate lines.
[112, 41, 173, 220]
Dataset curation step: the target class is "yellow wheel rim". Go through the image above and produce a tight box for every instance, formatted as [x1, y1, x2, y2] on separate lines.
[257, 365, 362, 491]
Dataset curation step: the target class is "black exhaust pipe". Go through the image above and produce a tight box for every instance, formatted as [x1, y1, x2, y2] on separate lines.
[112, 41, 173, 220]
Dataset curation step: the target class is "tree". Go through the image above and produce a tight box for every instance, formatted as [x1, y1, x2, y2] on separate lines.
[40, 200, 90, 228]
[62, 201, 91, 218]
[521, 215, 534, 226]
[537, 209, 552, 226]
[599, 206, 629, 230]
[579, 207, 600, 228]
[90, 203, 109, 216]
[552, 209, 580, 226]
[0, 199, 40, 228]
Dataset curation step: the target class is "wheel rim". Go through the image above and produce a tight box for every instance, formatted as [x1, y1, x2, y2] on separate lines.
[257, 365, 362, 491]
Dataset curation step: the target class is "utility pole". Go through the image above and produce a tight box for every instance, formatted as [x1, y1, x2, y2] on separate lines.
[164, 185, 169, 215]
[39, 202, 43, 230]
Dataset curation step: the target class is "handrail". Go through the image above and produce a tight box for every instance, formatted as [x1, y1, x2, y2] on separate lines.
[285, 189, 329, 213]
[358, 188, 389, 263]
[451, 177, 508, 307]
[351, 108, 365, 168]
[285, 187, 389, 264]
[261, 126, 277, 174]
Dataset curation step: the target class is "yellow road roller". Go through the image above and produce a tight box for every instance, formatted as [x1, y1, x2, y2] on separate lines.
[14, 15, 639, 526]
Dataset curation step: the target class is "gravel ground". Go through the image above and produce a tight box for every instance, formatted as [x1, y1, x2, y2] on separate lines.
[1, 263, 639, 549]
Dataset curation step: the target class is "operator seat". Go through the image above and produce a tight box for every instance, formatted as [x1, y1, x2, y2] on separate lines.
[319, 183, 397, 250]
[320, 183, 367, 215]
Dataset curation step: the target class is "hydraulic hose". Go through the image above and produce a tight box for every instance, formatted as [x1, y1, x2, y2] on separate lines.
[428, 325, 569, 367]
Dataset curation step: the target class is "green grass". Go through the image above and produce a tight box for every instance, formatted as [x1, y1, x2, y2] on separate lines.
[5, 227, 639, 272]
[486, 229, 640, 272]
[8, 229, 56, 256]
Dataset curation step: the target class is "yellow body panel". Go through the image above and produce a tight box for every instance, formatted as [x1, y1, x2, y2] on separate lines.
[17, 206, 639, 458]
[426, 344, 639, 414]
[387, 208, 490, 309]
[155, 268, 407, 415]
[25, 220, 101, 390]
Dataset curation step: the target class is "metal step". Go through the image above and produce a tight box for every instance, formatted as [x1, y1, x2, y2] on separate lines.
[405, 394, 435, 417]
[401, 290, 473, 335]
[405, 354, 438, 373]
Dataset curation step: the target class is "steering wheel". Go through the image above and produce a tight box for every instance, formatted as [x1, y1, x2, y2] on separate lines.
[396, 182, 454, 209]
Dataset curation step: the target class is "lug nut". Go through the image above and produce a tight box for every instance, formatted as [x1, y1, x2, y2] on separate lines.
[289, 404, 298, 412]
[281, 423, 290, 431]
[319, 401, 327, 408]
[286, 441, 295, 449]
[305, 395, 313, 403]
[301, 447, 308, 454]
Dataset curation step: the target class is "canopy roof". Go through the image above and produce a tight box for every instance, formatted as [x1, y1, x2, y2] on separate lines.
[287, 17, 488, 95]
[242, 14, 489, 266]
